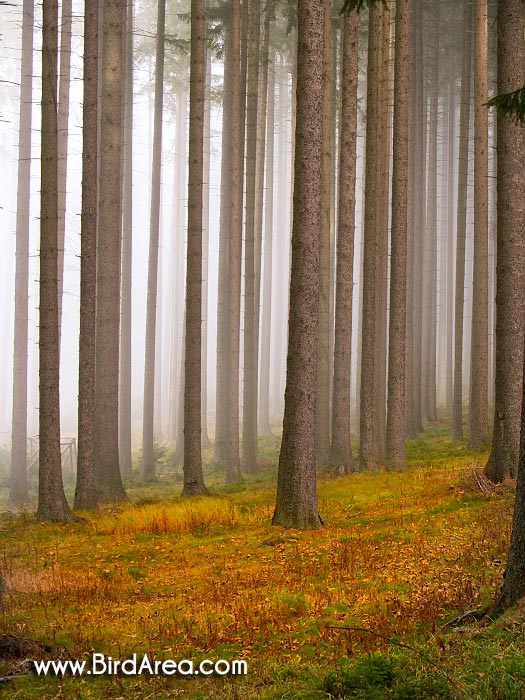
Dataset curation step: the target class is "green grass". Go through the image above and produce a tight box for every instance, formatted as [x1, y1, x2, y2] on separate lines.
[0, 425, 522, 699]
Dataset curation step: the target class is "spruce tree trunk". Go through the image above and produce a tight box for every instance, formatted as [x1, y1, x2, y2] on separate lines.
[182, 0, 207, 496]
[446, 76, 456, 416]
[10, 0, 34, 507]
[386, 0, 410, 468]
[94, 0, 127, 502]
[201, 49, 212, 449]
[469, 0, 489, 447]
[451, 1, 473, 441]
[330, 7, 358, 474]
[74, 0, 99, 510]
[272, 0, 324, 530]
[485, 0, 525, 482]
[37, 0, 74, 522]
[242, 0, 261, 474]
[142, 0, 166, 482]
[258, 50, 275, 437]
[119, 0, 133, 477]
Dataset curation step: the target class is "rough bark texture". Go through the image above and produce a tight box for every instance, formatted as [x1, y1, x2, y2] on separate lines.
[37, 0, 74, 522]
[225, 0, 244, 484]
[272, 0, 324, 530]
[142, 0, 166, 482]
[451, 1, 473, 441]
[74, 0, 98, 510]
[201, 49, 212, 449]
[182, 0, 208, 497]
[94, 0, 127, 503]
[386, 0, 410, 468]
[242, 0, 261, 474]
[10, 0, 33, 507]
[330, 8, 358, 474]
[485, 0, 525, 482]
[469, 0, 489, 447]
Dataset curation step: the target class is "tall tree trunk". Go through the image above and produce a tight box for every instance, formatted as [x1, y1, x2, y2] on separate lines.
[469, 0, 489, 447]
[485, 0, 525, 482]
[225, 0, 244, 484]
[201, 48, 212, 449]
[242, 0, 261, 474]
[386, 0, 410, 468]
[272, 0, 324, 530]
[94, 0, 127, 502]
[214, 16, 232, 464]
[445, 75, 456, 416]
[10, 0, 34, 506]
[37, 0, 74, 522]
[451, 1, 473, 441]
[330, 7, 358, 474]
[182, 0, 207, 496]
[142, 0, 166, 482]
[119, 0, 133, 476]
[74, 0, 99, 510]
[315, 0, 332, 469]
[258, 49, 275, 437]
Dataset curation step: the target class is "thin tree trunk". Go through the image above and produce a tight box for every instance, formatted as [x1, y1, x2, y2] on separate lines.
[74, 0, 99, 510]
[272, 0, 324, 530]
[37, 0, 74, 522]
[10, 0, 34, 506]
[201, 48, 212, 449]
[386, 0, 410, 468]
[94, 0, 127, 502]
[445, 75, 455, 416]
[142, 0, 166, 482]
[451, 1, 473, 441]
[469, 0, 489, 447]
[330, 7, 358, 474]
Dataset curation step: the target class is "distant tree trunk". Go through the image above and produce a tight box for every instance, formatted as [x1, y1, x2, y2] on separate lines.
[451, 1, 473, 441]
[57, 0, 72, 335]
[272, 0, 324, 530]
[242, 0, 261, 474]
[94, 0, 127, 502]
[10, 0, 33, 507]
[37, 0, 74, 522]
[485, 0, 524, 482]
[491, 0, 525, 608]
[469, 0, 489, 447]
[258, 49, 275, 437]
[315, 0, 332, 469]
[182, 0, 207, 496]
[214, 15, 232, 464]
[445, 75, 455, 416]
[330, 6, 358, 474]
[119, 0, 133, 476]
[225, 0, 244, 484]
[74, 0, 99, 510]
[201, 48, 212, 449]
[142, 0, 166, 482]
[386, 0, 410, 468]
[359, 4, 380, 468]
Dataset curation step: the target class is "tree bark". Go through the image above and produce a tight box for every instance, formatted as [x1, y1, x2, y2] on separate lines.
[201, 48, 212, 449]
[37, 0, 74, 522]
[272, 0, 324, 530]
[10, 0, 34, 507]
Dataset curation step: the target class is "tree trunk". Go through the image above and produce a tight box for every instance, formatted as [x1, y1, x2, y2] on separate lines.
[330, 7, 358, 474]
[94, 0, 127, 503]
[446, 75, 456, 416]
[74, 0, 99, 510]
[386, 0, 410, 468]
[469, 0, 489, 447]
[272, 0, 324, 530]
[10, 0, 34, 507]
[142, 0, 166, 482]
[485, 0, 525, 482]
[182, 0, 208, 496]
[242, 0, 261, 474]
[37, 0, 74, 522]
[201, 48, 212, 449]
[119, 0, 133, 477]
[451, 1, 473, 441]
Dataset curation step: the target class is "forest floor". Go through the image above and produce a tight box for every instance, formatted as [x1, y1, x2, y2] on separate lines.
[1, 424, 525, 699]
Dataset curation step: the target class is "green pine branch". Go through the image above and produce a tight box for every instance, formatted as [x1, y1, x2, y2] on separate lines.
[487, 85, 525, 125]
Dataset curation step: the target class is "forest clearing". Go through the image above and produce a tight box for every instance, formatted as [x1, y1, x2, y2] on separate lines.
[1, 428, 524, 699]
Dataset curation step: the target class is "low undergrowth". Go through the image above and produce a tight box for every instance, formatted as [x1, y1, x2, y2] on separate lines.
[0, 427, 521, 699]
